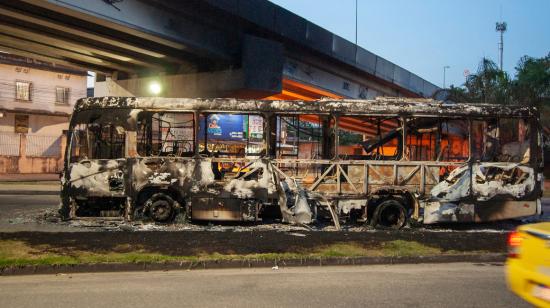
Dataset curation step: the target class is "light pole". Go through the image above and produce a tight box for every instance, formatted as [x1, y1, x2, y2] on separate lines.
[443, 65, 450, 89]
[354, 0, 358, 62]
[355, 0, 358, 46]
[496, 22, 507, 71]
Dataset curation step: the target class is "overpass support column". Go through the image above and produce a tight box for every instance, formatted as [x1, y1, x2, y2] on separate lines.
[235, 35, 284, 98]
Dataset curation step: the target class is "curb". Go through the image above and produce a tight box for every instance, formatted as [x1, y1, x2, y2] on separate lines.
[0, 253, 506, 276]
[0, 190, 59, 196]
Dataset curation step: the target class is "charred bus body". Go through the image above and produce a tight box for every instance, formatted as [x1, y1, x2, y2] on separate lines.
[60, 97, 543, 228]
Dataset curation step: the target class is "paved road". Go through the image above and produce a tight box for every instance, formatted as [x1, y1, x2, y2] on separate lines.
[0, 195, 58, 215]
[0, 263, 528, 308]
[0, 195, 65, 232]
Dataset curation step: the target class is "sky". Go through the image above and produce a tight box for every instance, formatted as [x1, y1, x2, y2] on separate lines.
[269, 0, 550, 88]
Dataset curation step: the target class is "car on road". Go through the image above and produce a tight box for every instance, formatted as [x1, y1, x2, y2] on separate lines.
[506, 222, 550, 307]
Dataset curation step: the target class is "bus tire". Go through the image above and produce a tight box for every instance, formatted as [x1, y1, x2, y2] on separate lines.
[147, 192, 176, 223]
[59, 200, 70, 220]
[370, 199, 407, 230]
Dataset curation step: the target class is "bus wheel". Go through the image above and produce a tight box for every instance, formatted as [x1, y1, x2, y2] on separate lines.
[370, 199, 407, 229]
[147, 193, 176, 223]
[58, 199, 70, 220]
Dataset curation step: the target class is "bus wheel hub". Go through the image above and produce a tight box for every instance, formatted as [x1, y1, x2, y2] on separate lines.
[147, 194, 175, 222]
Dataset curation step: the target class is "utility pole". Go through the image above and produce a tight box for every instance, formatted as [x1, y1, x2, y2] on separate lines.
[443, 65, 450, 88]
[495, 21, 507, 71]
[355, 0, 358, 46]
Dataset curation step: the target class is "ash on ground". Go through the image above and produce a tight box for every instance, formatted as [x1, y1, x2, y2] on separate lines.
[31, 208, 535, 233]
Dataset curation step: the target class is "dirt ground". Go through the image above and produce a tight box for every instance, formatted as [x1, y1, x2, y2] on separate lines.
[0, 230, 508, 256]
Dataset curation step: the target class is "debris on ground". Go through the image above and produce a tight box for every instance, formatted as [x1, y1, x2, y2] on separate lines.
[0, 203, 542, 234]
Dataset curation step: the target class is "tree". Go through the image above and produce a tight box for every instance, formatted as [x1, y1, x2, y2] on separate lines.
[445, 85, 471, 103]
[463, 58, 512, 104]
[451, 54, 549, 106]
[446, 53, 550, 145]
[511, 53, 550, 108]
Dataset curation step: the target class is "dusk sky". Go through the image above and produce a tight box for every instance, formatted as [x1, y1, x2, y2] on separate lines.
[270, 0, 550, 88]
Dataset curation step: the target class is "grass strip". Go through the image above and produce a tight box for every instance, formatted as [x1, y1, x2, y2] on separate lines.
[0, 239, 476, 268]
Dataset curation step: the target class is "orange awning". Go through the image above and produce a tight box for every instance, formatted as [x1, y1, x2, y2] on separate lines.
[264, 78, 342, 101]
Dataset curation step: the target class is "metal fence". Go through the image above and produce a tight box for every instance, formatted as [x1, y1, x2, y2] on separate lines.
[26, 134, 61, 157]
[0, 132, 20, 156]
[0, 132, 62, 157]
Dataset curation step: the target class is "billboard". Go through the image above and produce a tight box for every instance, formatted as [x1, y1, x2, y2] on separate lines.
[199, 114, 264, 141]
[248, 115, 263, 140]
[199, 114, 244, 141]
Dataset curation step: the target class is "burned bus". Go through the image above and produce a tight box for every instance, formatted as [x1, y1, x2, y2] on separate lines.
[60, 97, 543, 229]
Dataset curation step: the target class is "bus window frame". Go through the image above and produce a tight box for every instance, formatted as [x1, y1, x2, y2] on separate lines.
[403, 115, 471, 163]
[136, 110, 196, 157]
[273, 113, 332, 161]
[68, 109, 133, 162]
[335, 114, 404, 161]
[471, 116, 534, 163]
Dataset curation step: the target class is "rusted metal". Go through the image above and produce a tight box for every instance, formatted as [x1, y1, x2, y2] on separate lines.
[60, 97, 543, 228]
[74, 97, 537, 118]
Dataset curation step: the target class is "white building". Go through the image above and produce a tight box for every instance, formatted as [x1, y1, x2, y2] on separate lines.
[0, 54, 87, 174]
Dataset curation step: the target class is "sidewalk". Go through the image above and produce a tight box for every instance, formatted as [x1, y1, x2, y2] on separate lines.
[0, 173, 59, 182]
[0, 181, 60, 195]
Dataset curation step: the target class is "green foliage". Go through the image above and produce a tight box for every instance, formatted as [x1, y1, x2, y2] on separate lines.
[464, 58, 512, 104]
[445, 85, 471, 103]
[338, 130, 363, 146]
[452, 53, 549, 107]
[0, 239, 470, 268]
[285, 119, 322, 141]
[511, 53, 550, 108]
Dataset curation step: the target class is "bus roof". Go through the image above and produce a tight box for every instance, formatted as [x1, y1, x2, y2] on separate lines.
[75, 97, 538, 118]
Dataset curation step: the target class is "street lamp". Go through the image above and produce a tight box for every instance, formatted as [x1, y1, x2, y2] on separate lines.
[443, 66, 450, 89]
[148, 81, 162, 96]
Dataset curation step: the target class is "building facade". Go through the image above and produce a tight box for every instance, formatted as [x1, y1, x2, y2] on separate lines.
[0, 54, 86, 174]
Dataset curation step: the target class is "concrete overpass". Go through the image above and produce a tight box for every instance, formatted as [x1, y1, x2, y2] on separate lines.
[0, 0, 439, 100]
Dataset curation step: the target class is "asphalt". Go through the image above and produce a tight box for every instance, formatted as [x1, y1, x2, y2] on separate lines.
[0, 194, 69, 232]
[0, 263, 529, 308]
[0, 181, 60, 195]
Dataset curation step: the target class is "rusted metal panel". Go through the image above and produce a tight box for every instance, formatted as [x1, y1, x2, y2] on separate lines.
[190, 197, 257, 221]
[74, 97, 538, 118]
[423, 200, 540, 224]
[68, 159, 127, 197]
[474, 200, 539, 222]
[62, 97, 542, 227]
